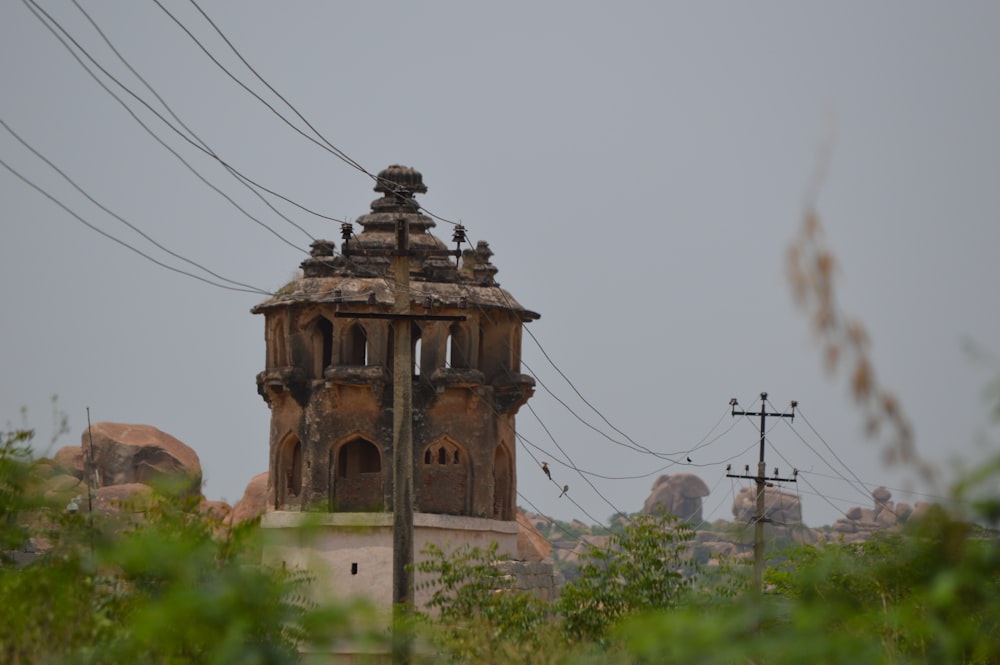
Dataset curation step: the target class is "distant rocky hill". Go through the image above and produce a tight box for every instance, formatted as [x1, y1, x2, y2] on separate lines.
[524, 472, 936, 580]
[27, 424, 934, 580]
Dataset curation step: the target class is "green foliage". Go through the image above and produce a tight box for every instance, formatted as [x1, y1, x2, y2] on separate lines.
[79, 499, 320, 664]
[613, 497, 1000, 665]
[414, 542, 551, 664]
[0, 429, 40, 556]
[556, 512, 697, 642]
[691, 551, 751, 602]
[0, 429, 381, 665]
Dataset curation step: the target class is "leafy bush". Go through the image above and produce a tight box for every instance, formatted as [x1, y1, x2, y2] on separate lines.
[556, 512, 697, 643]
[414, 541, 551, 664]
[0, 429, 380, 665]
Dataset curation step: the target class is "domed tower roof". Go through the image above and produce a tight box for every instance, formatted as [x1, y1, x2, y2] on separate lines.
[252, 165, 539, 321]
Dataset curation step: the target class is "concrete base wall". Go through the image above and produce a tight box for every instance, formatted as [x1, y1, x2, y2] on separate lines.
[260, 511, 520, 609]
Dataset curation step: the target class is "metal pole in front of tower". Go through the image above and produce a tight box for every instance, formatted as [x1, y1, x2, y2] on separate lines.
[391, 216, 414, 663]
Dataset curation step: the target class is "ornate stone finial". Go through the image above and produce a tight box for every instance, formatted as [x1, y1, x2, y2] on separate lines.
[374, 164, 427, 197]
[371, 165, 426, 213]
[472, 241, 498, 285]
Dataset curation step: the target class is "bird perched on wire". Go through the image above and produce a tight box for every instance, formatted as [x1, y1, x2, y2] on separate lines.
[541, 461, 551, 480]
[559, 485, 569, 498]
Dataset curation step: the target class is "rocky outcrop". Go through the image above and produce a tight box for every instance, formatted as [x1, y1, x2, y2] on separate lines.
[43, 423, 204, 520]
[642, 474, 710, 522]
[199, 500, 233, 523]
[53, 447, 85, 478]
[228, 472, 269, 525]
[92, 483, 155, 514]
[732, 486, 802, 524]
[516, 510, 552, 562]
[40, 473, 85, 504]
[521, 474, 943, 585]
[55, 423, 202, 496]
[830, 486, 914, 543]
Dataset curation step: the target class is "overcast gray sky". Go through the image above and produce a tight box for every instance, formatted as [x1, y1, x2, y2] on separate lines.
[2, 1, 998, 527]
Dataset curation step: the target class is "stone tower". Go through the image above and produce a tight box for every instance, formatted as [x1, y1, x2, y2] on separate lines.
[252, 165, 538, 521]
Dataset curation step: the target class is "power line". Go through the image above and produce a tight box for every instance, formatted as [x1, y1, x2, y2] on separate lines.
[0, 116, 270, 295]
[184, 0, 369, 177]
[525, 402, 632, 524]
[792, 469, 850, 521]
[516, 490, 598, 545]
[689, 472, 731, 530]
[522, 323, 667, 454]
[454, 279, 761, 530]
[492, 279, 743, 463]
[516, 437, 615, 533]
[779, 416, 872, 504]
[68, 0, 340, 233]
[796, 469, 951, 503]
[521, 358, 679, 461]
[21, 0, 311, 256]
[152, 0, 372, 179]
[797, 406, 883, 499]
[0, 156, 269, 295]
[183, 0, 464, 230]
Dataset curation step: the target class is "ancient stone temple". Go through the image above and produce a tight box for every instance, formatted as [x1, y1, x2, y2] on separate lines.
[253, 164, 537, 518]
[253, 165, 549, 611]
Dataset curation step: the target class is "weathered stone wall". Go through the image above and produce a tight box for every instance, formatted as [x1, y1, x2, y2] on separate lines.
[259, 302, 531, 520]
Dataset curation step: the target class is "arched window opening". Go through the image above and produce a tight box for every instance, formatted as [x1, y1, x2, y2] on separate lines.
[512, 325, 523, 371]
[337, 439, 380, 477]
[386, 322, 422, 377]
[477, 325, 486, 372]
[342, 323, 367, 366]
[276, 435, 302, 509]
[412, 323, 422, 377]
[269, 319, 287, 368]
[448, 323, 469, 369]
[331, 438, 382, 512]
[317, 317, 334, 373]
[419, 438, 469, 516]
[493, 443, 513, 520]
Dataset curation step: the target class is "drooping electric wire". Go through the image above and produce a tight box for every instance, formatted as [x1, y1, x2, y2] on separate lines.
[0, 156, 270, 295]
[21, 0, 311, 255]
[69, 0, 341, 230]
[1, 117, 270, 295]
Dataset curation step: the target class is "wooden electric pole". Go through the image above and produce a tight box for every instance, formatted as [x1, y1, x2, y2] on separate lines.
[339, 214, 466, 664]
[391, 218, 415, 611]
[726, 392, 797, 596]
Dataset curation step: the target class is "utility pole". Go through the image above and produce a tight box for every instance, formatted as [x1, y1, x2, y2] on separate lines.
[391, 217, 414, 614]
[726, 392, 797, 596]
[339, 211, 466, 665]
